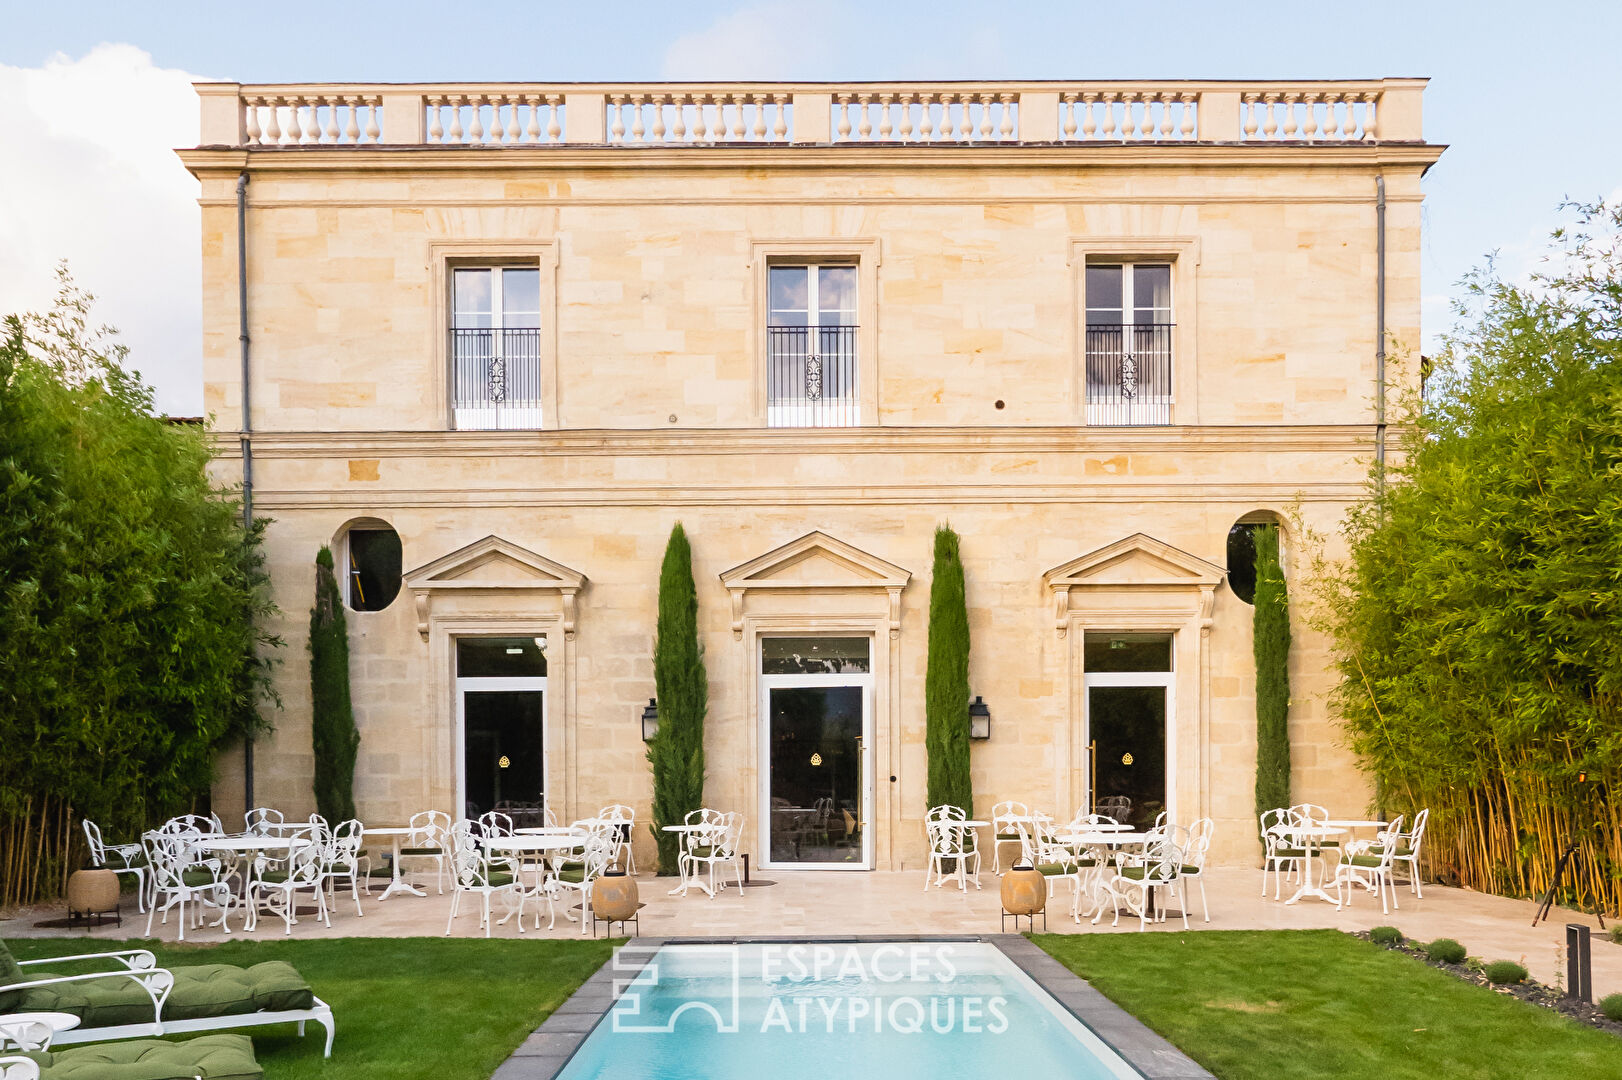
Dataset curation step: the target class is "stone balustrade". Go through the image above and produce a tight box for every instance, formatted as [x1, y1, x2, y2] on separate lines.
[197, 80, 1425, 148]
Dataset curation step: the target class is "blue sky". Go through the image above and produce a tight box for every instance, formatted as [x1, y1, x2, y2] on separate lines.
[1, 0, 1618, 414]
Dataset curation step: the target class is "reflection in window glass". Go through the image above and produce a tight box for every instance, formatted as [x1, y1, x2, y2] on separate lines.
[346, 527, 402, 612]
[1085, 265, 1123, 323]
[818, 266, 857, 321]
[453, 269, 493, 328]
[457, 637, 548, 678]
[1083, 632, 1173, 673]
[501, 268, 541, 328]
[762, 636, 871, 675]
[769, 266, 808, 316]
[1133, 265, 1172, 324]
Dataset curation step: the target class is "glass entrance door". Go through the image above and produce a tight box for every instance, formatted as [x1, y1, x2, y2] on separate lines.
[456, 637, 547, 822]
[759, 637, 873, 869]
[1083, 632, 1173, 830]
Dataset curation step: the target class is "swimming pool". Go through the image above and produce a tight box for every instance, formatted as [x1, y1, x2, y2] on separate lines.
[555, 941, 1146, 1079]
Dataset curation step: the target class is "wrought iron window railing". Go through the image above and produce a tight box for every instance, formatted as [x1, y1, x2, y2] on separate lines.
[451, 328, 543, 429]
[1085, 322, 1173, 425]
[766, 325, 859, 427]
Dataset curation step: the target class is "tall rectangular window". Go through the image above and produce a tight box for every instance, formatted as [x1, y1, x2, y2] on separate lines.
[767, 264, 859, 427]
[451, 266, 542, 429]
[1085, 263, 1173, 425]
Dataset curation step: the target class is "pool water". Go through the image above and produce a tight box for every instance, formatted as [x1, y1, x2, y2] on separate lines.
[556, 941, 1145, 1079]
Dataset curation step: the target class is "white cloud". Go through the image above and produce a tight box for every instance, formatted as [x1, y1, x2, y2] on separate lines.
[661, 2, 840, 79]
[0, 44, 205, 415]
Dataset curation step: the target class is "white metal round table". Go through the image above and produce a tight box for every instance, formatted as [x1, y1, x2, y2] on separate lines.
[0, 1011, 79, 1052]
[365, 827, 428, 900]
[1272, 825, 1347, 906]
[513, 826, 588, 837]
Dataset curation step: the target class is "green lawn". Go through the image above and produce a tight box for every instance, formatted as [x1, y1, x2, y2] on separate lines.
[9, 936, 612, 1079]
[1033, 929, 1622, 1080]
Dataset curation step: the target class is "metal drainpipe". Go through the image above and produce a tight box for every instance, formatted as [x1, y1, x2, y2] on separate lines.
[1373, 172, 1387, 820]
[237, 171, 255, 811]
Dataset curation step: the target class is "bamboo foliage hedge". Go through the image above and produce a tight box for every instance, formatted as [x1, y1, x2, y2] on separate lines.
[0, 274, 278, 909]
[1316, 200, 1622, 914]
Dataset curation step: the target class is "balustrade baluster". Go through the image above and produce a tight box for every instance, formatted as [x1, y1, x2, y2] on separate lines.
[978, 96, 994, 140]
[648, 95, 665, 143]
[725, 96, 741, 141]
[958, 95, 975, 141]
[836, 95, 852, 140]
[506, 96, 522, 143]
[471, 96, 488, 143]
[321, 99, 339, 143]
[523, 96, 539, 143]
[1301, 93, 1319, 140]
[1060, 93, 1077, 140]
[427, 98, 444, 143]
[1082, 93, 1098, 139]
[609, 96, 625, 142]
[999, 93, 1016, 140]
[772, 93, 789, 140]
[631, 96, 646, 142]
[1262, 94, 1278, 139]
[448, 97, 464, 143]
[753, 94, 768, 140]
[858, 94, 873, 140]
[877, 94, 893, 140]
[295, 98, 314, 144]
[244, 99, 262, 145]
[546, 95, 562, 141]
[1157, 93, 1173, 140]
[1179, 93, 1196, 139]
[1333, 95, 1351, 140]
[1361, 94, 1378, 140]
[671, 97, 686, 142]
[343, 98, 360, 143]
[1241, 94, 1258, 139]
[1281, 93, 1298, 139]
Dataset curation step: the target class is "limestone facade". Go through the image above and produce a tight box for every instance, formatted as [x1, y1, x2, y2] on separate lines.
[182, 80, 1441, 868]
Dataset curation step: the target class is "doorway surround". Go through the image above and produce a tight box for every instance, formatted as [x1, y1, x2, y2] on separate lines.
[404, 535, 586, 821]
[720, 531, 910, 871]
[1043, 533, 1224, 826]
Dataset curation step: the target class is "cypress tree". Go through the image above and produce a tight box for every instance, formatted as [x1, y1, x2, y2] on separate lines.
[1253, 524, 1291, 826]
[925, 524, 973, 816]
[647, 522, 707, 876]
[310, 546, 359, 823]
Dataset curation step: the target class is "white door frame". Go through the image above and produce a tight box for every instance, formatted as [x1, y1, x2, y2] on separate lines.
[454, 670, 548, 822]
[1081, 669, 1175, 825]
[757, 670, 875, 871]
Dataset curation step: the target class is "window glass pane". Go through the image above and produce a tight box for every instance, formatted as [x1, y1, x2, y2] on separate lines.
[817, 266, 857, 323]
[501, 268, 541, 329]
[1133, 264, 1171, 323]
[1086, 265, 1123, 325]
[770, 267, 808, 316]
[1084, 632, 1172, 673]
[453, 269, 492, 328]
[458, 636, 548, 678]
[762, 636, 871, 675]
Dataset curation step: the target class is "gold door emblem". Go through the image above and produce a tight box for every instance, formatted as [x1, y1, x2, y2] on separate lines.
[1121, 752, 1134, 766]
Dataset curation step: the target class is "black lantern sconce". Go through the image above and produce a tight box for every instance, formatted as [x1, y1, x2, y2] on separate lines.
[640, 698, 660, 742]
[969, 696, 991, 740]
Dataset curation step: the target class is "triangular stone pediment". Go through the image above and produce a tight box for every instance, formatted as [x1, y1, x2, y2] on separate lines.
[406, 535, 586, 592]
[404, 536, 586, 640]
[719, 531, 912, 639]
[1044, 533, 1225, 589]
[721, 531, 910, 591]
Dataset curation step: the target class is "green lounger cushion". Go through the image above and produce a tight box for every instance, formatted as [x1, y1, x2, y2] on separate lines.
[1348, 854, 1392, 868]
[996, 832, 1021, 841]
[484, 871, 515, 887]
[1367, 845, 1414, 857]
[181, 869, 223, 887]
[0, 938, 25, 1011]
[1034, 863, 1072, 876]
[555, 868, 586, 884]
[1270, 848, 1309, 858]
[18, 960, 313, 1028]
[400, 847, 442, 856]
[23, 1033, 261, 1080]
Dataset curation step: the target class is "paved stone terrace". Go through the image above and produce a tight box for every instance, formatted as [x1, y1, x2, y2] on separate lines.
[6, 866, 1615, 997]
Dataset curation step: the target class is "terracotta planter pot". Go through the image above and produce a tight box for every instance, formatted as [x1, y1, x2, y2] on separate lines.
[1000, 861, 1046, 916]
[67, 868, 120, 916]
[591, 867, 639, 921]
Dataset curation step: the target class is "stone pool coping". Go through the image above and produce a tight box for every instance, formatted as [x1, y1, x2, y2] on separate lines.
[492, 934, 1215, 1080]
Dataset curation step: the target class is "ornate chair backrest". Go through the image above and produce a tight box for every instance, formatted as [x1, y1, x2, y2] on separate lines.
[409, 810, 450, 849]
[991, 801, 1028, 838]
[1259, 808, 1292, 848]
[597, 804, 634, 824]
[577, 831, 619, 883]
[927, 817, 968, 860]
[1375, 814, 1406, 850]
[1290, 803, 1329, 827]
[305, 814, 332, 846]
[1407, 808, 1429, 847]
[82, 819, 108, 865]
[1152, 810, 1169, 829]
[1186, 818, 1214, 869]
[448, 823, 493, 888]
[328, 819, 365, 865]
[283, 839, 324, 886]
[813, 797, 834, 826]
[1071, 813, 1116, 828]
[142, 831, 192, 891]
[161, 814, 217, 836]
[718, 812, 744, 857]
[1140, 838, 1183, 882]
[245, 808, 283, 836]
[478, 811, 514, 837]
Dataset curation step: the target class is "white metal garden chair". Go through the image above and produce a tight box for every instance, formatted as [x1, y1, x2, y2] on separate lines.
[1259, 808, 1306, 899]
[243, 837, 329, 935]
[989, 800, 1028, 874]
[477, 810, 515, 837]
[159, 814, 221, 836]
[1099, 836, 1187, 930]
[444, 821, 527, 938]
[1179, 817, 1215, 922]
[685, 811, 745, 897]
[82, 819, 146, 913]
[243, 807, 284, 836]
[1371, 808, 1428, 897]
[924, 805, 981, 891]
[398, 809, 451, 894]
[142, 831, 234, 941]
[1014, 813, 1090, 918]
[321, 818, 371, 916]
[1329, 832, 1401, 914]
[0, 1056, 38, 1080]
[548, 830, 618, 934]
[596, 804, 637, 872]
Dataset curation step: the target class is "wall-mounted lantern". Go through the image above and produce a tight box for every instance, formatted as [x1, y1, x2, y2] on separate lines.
[640, 698, 660, 742]
[969, 696, 991, 741]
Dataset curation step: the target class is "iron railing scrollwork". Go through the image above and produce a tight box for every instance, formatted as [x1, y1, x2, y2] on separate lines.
[451, 328, 543, 429]
[1085, 322, 1173, 425]
[767, 325, 859, 427]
